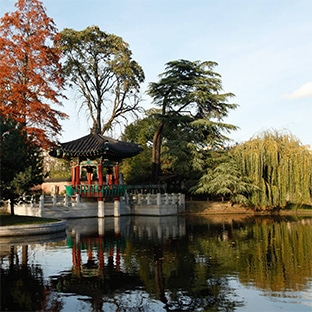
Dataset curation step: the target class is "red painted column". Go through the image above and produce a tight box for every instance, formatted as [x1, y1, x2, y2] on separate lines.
[75, 166, 80, 186]
[114, 163, 119, 185]
[87, 242, 93, 261]
[72, 243, 81, 276]
[87, 172, 92, 185]
[116, 244, 120, 272]
[71, 166, 75, 187]
[107, 167, 113, 186]
[98, 237, 104, 271]
[113, 163, 120, 211]
[98, 164, 103, 186]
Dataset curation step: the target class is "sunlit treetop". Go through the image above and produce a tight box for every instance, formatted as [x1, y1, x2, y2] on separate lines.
[0, 0, 68, 148]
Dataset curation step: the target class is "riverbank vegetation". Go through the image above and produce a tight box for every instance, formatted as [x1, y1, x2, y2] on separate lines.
[193, 130, 312, 210]
[121, 125, 312, 211]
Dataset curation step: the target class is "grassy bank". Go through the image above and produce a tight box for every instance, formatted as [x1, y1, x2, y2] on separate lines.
[185, 201, 312, 215]
[0, 213, 60, 226]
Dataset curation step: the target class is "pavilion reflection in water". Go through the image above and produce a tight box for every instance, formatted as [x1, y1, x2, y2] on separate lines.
[50, 216, 186, 305]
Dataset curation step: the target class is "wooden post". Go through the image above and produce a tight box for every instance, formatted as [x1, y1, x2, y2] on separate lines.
[98, 237, 104, 270]
[114, 163, 120, 215]
[98, 164, 103, 186]
[71, 166, 75, 187]
[107, 167, 113, 185]
[87, 171, 92, 185]
[75, 165, 80, 186]
[114, 163, 119, 184]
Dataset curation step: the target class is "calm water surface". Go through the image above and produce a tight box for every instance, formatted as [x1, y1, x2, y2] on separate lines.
[1, 214, 312, 311]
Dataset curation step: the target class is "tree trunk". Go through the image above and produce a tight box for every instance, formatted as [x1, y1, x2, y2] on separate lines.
[152, 122, 164, 184]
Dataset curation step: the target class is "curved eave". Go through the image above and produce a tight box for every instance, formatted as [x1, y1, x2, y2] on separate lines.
[49, 133, 143, 161]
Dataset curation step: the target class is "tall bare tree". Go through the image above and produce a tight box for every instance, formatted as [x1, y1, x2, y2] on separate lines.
[60, 26, 145, 135]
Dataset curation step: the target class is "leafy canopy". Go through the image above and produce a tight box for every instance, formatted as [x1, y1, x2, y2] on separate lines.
[0, 0, 67, 148]
[146, 59, 238, 187]
[60, 26, 145, 135]
[193, 130, 312, 209]
[120, 109, 158, 184]
[0, 116, 44, 213]
[193, 151, 258, 205]
[234, 130, 312, 209]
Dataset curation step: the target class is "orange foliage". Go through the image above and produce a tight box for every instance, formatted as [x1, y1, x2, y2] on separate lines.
[0, 0, 68, 148]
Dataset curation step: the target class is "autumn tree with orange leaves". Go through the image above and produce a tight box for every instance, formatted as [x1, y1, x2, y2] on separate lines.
[0, 0, 67, 149]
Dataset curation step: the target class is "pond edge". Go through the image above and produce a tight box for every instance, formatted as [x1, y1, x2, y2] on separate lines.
[0, 220, 67, 237]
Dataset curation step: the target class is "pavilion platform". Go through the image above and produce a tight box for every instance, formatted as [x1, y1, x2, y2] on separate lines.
[5, 192, 185, 219]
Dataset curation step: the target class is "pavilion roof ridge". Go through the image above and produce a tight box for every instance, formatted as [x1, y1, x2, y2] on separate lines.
[50, 133, 142, 161]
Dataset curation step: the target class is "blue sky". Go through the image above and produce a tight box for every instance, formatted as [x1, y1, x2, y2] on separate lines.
[1, 0, 312, 147]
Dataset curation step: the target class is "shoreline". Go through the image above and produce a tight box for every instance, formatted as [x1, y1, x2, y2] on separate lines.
[0, 219, 66, 237]
[1, 200, 311, 237]
[184, 200, 312, 215]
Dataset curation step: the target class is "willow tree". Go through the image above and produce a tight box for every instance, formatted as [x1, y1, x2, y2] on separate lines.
[234, 130, 312, 209]
[60, 26, 145, 135]
[147, 59, 238, 184]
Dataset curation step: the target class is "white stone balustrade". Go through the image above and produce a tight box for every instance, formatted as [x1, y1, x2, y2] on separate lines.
[4, 192, 185, 217]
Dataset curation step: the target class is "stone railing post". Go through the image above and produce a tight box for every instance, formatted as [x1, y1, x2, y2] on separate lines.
[178, 193, 182, 205]
[53, 194, 57, 207]
[39, 195, 44, 210]
[64, 194, 69, 207]
[157, 193, 161, 208]
[138, 193, 142, 205]
[124, 192, 129, 205]
[165, 193, 169, 205]
[147, 193, 151, 205]
[76, 194, 81, 204]
[172, 193, 176, 204]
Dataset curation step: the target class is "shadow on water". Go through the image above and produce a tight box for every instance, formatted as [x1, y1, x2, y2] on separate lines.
[1, 214, 312, 311]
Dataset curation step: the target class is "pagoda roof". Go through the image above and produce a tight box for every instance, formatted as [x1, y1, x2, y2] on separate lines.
[50, 133, 143, 161]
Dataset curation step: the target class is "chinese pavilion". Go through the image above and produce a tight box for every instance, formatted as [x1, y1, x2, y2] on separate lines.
[49, 133, 142, 217]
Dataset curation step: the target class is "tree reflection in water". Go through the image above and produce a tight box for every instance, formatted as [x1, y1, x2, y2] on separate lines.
[1, 215, 311, 311]
[49, 218, 243, 311]
[0, 245, 63, 312]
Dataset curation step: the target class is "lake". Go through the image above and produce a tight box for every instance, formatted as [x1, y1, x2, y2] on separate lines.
[1, 214, 311, 311]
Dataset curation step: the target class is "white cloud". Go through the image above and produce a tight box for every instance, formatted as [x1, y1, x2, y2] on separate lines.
[282, 82, 312, 100]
